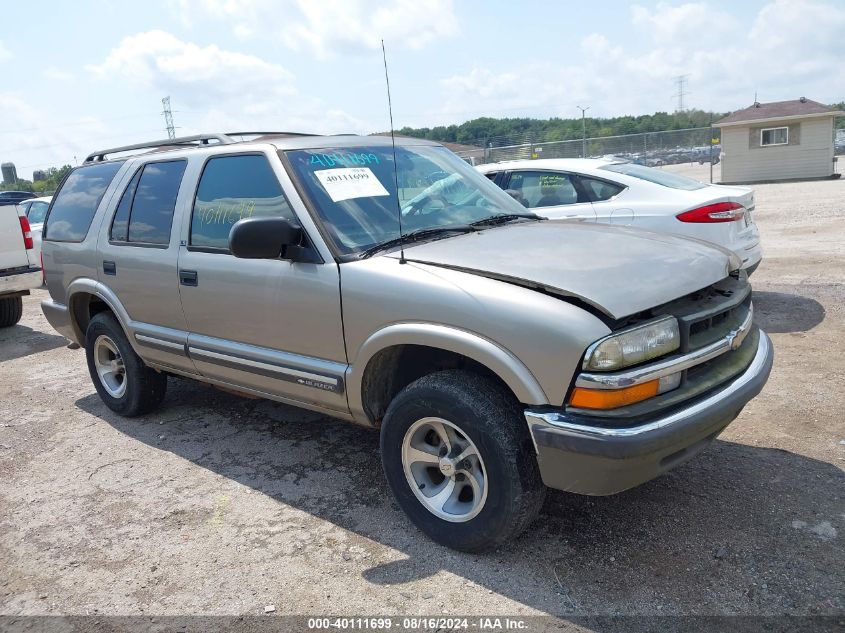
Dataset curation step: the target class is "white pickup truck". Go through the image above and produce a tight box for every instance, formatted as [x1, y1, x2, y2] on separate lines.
[0, 203, 42, 327]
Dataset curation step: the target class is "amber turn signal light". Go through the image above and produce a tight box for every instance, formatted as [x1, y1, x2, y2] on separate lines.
[570, 380, 660, 410]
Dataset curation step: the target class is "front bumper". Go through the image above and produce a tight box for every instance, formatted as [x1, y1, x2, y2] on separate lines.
[525, 331, 773, 495]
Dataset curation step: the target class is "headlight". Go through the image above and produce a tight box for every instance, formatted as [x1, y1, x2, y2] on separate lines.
[583, 316, 680, 371]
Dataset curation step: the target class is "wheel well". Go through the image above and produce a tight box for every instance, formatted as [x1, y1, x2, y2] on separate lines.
[70, 293, 114, 342]
[360, 345, 514, 426]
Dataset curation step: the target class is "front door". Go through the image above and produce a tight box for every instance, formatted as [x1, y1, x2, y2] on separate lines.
[504, 170, 597, 222]
[176, 152, 348, 413]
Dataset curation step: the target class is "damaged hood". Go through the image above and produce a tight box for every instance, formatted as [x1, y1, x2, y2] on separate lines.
[389, 222, 737, 320]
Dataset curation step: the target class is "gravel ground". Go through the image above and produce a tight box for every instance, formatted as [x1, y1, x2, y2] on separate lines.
[0, 175, 843, 623]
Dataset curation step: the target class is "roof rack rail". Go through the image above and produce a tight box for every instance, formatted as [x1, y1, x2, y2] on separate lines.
[84, 133, 236, 163]
[224, 131, 319, 138]
[84, 131, 324, 163]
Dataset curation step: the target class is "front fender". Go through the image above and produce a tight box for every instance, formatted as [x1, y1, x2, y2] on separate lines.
[346, 322, 550, 424]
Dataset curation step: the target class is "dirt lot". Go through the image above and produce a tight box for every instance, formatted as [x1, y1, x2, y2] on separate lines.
[1, 174, 843, 623]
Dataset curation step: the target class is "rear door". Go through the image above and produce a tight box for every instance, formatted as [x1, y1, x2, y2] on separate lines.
[97, 158, 198, 375]
[501, 170, 596, 221]
[575, 175, 632, 226]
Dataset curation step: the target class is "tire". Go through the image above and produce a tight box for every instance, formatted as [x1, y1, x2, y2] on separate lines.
[85, 312, 167, 417]
[380, 369, 545, 552]
[0, 296, 23, 328]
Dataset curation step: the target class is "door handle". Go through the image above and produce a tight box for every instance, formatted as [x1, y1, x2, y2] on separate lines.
[179, 270, 198, 286]
[103, 261, 116, 276]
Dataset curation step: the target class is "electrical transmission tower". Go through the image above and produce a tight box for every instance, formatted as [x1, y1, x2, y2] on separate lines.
[161, 96, 176, 140]
[673, 75, 689, 112]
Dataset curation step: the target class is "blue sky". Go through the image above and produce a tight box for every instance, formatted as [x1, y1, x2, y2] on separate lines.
[1, 0, 843, 175]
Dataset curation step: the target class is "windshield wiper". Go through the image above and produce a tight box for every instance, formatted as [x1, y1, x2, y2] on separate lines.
[360, 225, 477, 258]
[469, 212, 543, 227]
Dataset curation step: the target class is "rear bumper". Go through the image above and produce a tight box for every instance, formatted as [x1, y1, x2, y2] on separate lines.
[41, 298, 77, 343]
[0, 268, 41, 295]
[525, 331, 773, 495]
[739, 240, 762, 273]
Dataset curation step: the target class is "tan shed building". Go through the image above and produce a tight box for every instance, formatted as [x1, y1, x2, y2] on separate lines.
[714, 98, 844, 184]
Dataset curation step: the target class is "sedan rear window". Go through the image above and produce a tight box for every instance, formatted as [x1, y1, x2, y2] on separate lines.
[44, 161, 125, 242]
[600, 163, 706, 191]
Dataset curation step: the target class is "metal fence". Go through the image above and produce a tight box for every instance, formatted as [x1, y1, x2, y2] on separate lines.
[454, 127, 720, 167]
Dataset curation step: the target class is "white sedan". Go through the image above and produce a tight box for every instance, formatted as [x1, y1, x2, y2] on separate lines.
[477, 159, 762, 274]
[16, 196, 51, 265]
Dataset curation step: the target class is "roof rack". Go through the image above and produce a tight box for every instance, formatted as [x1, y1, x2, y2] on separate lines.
[84, 131, 322, 163]
[224, 131, 318, 139]
[84, 133, 235, 163]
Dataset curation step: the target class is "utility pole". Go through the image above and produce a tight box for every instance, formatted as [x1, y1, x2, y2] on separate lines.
[577, 105, 590, 158]
[161, 96, 176, 140]
[673, 75, 689, 112]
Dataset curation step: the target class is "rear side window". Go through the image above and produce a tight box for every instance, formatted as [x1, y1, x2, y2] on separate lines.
[579, 177, 625, 201]
[600, 163, 706, 191]
[44, 161, 124, 242]
[190, 154, 296, 251]
[126, 161, 186, 245]
[110, 169, 141, 242]
[506, 171, 585, 207]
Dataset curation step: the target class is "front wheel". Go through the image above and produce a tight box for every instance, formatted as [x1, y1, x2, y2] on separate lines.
[380, 370, 545, 551]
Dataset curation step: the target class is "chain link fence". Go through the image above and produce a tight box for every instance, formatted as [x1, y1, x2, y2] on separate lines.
[452, 127, 721, 168]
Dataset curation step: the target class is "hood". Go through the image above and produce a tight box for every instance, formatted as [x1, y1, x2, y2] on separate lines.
[390, 222, 737, 320]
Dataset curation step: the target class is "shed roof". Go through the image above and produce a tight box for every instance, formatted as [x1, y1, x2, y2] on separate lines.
[714, 99, 843, 127]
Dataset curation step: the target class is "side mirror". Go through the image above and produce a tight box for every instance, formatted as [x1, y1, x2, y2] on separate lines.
[229, 217, 303, 259]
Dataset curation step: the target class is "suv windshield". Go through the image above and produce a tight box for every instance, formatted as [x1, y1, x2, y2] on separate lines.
[286, 144, 530, 256]
[600, 163, 707, 191]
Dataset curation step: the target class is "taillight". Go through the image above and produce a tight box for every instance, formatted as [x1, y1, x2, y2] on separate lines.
[19, 216, 34, 249]
[676, 201, 744, 223]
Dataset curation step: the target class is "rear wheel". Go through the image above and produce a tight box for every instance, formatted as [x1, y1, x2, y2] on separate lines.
[85, 313, 167, 416]
[0, 296, 23, 328]
[380, 370, 545, 551]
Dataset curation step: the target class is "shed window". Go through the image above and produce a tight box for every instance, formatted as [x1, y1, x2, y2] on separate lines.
[760, 127, 788, 146]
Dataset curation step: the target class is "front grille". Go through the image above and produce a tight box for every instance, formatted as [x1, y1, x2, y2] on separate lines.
[658, 276, 752, 353]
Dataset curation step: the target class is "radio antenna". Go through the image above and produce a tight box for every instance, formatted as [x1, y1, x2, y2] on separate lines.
[381, 39, 406, 264]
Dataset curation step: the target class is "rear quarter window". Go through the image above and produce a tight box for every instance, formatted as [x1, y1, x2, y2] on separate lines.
[44, 162, 125, 242]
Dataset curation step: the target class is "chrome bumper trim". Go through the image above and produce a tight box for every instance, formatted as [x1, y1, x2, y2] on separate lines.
[576, 303, 754, 390]
[528, 331, 770, 439]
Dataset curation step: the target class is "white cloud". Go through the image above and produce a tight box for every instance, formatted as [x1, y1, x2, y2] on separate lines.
[171, 0, 458, 56]
[282, 0, 458, 56]
[87, 30, 296, 106]
[631, 2, 741, 45]
[43, 67, 75, 82]
[433, 0, 845, 122]
[0, 93, 111, 172]
[86, 30, 368, 136]
[0, 40, 11, 62]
